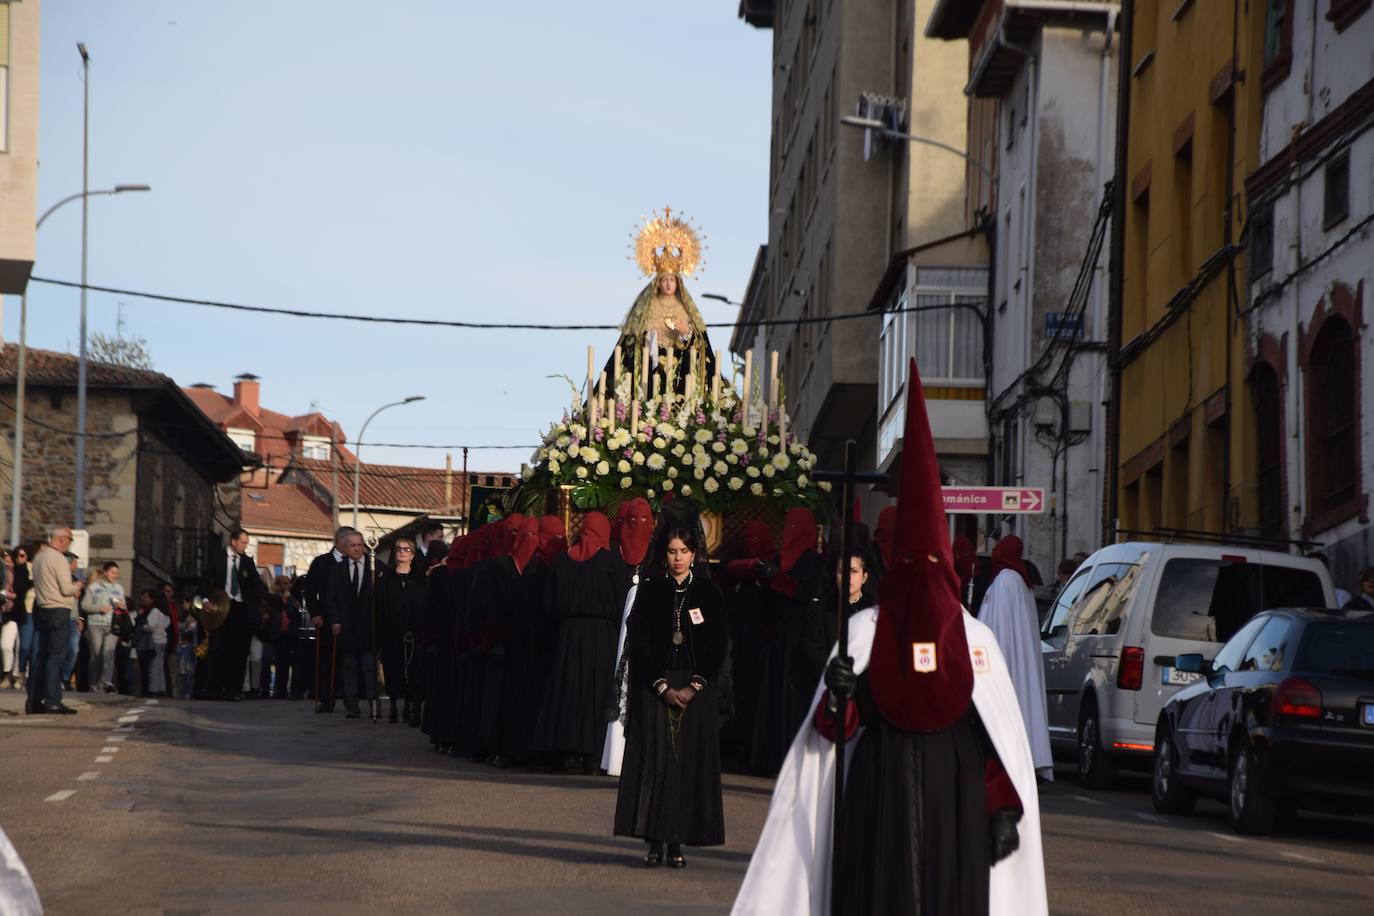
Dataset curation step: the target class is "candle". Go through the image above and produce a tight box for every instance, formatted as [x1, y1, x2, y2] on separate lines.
[665, 348, 676, 403]
[598, 372, 607, 427]
[743, 350, 753, 426]
[710, 352, 721, 406]
[769, 350, 779, 411]
[613, 345, 622, 390]
[631, 396, 640, 436]
[586, 345, 595, 421]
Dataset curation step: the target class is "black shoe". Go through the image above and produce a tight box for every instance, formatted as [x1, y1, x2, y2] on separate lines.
[36, 702, 76, 715]
[666, 844, 686, 868]
[643, 842, 664, 867]
[388, 700, 399, 723]
[344, 702, 361, 719]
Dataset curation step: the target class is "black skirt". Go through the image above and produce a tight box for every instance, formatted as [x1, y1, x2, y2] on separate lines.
[613, 659, 725, 847]
[836, 703, 990, 916]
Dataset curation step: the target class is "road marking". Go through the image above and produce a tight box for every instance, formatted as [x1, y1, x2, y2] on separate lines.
[107, 735, 127, 742]
[145, 699, 159, 705]
[76, 771, 100, 781]
[117, 716, 140, 724]
[130, 707, 149, 713]
[45, 790, 76, 803]
[94, 755, 113, 763]
[101, 747, 119, 753]
[1069, 795, 1107, 806]
[1133, 812, 1167, 824]
[1205, 831, 1247, 843]
[1279, 851, 1324, 865]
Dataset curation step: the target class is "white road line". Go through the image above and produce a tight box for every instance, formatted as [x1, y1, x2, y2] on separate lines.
[1069, 795, 1107, 806]
[44, 790, 76, 803]
[129, 707, 149, 714]
[107, 735, 127, 742]
[1205, 831, 1247, 843]
[1133, 812, 1167, 824]
[94, 755, 113, 763]
[101, 747, 119, 753]
[76, 771, 100, 781]
[1279, 851, 1325, 865]
[117, 716, 140, 724]
[145, 699, 159, 705]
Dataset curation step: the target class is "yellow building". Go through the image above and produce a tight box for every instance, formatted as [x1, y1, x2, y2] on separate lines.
[1111, 0, 1266, 539]
[0, 0, 40, 293]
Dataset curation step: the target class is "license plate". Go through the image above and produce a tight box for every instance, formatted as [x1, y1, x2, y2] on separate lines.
[1363, 704, 1374, 727]
[1162, 667, 1200, 686]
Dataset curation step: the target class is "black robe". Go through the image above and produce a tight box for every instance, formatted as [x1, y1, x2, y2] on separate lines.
[613, 574, 728, 847]
[471, 555, 532, 759]
[377, 565, 426, 704]
[751, 550, 824, 776]
[532, 547, 620, 759]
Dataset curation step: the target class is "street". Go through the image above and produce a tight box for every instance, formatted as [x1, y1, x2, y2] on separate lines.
[2, 694, 1372, 915]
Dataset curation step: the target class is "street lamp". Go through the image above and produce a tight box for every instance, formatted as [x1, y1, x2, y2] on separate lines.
[9, 183, 151, 545]
[351, 396, 426, 531]
[839, 115, 994, 178]
[701, 293, 743, 307]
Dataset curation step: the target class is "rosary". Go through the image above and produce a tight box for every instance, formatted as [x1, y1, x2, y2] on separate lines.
[670, 571, 693, 647]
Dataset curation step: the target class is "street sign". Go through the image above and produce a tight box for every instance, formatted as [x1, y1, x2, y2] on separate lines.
[1044, 312, 1085, 340]
[942, 486, 1045, 514]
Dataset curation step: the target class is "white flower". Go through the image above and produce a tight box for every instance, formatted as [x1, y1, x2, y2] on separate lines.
[549, 449, 565, 463]
[693, 453, 711, 470]
[657, 423, 675, 439]
[671, 443, 686, 457]
[647, 453, 666, 471]
[673, 428, 686, 441]
[772, 452, 791, 471]
[617, 459, 631, 473]
[548, 459, 561, 475]
[728, 477, 744, 491]
[570, 423, 587, 439]
[773, 487, 784, 496]
[662, 479, 675, 491]
[632, 452, 646, 466]
[582, 446, 600, 463]
[652, 436, 667, 450]
[742, 425, 757, 437]
[704, 478, 720, 494]
[762, 464, 776, 479]
[757, 447, 769, 458]
[596, 461, 610, 476]
[746, 465, 761, 479]
[713, 460, 728, 475]
[668, 466, 679, 478]
[726, 454, 739, 465]
[750, 482, 765, 496]
[797, 474, 809, 488]
[693, 467, 705, 481]
[711, 441, 726, 454]
[680, 484, 692, 497]
[556, 435, 571, 448]
[576, 466, 588, 479]
[681, 452, 695, 467]
[819, 480, 833, 492]
[646, 488, 656, 498]
[691, 443, 707, 457]
[767, 434, 779, 445]
[789, 442, 802, 456]
[731, 439, 749, 454]
[694, 428, 713, 444]
[620, 476, 633, 489]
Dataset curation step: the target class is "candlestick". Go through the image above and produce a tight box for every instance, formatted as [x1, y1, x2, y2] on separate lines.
[743, 349, 754, 427]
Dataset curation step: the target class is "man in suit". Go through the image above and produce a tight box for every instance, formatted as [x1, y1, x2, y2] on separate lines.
[413, 522, 446, 573]
[306, 526, 353, 713]
[201, 529, 265, 700]
[327, 529, 377, 719]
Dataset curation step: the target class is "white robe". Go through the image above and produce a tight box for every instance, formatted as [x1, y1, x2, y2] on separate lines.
[0, 825, 40, 916]
[600, 582, 639, 776]
[732, 609, 1047, 916]
[978, 569, 1054, 777]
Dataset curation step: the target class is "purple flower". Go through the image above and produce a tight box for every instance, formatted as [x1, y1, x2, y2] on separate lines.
[592, 426, 605, 442]
[695, 410, 706, 425]
[740, 453, 751, 466]
[616, 401, 628, 421]
[569, 437, 581, 451]
[623, 448, 634, 459]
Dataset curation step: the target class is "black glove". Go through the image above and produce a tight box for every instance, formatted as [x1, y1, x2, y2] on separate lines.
[989, 808, 1021, 863]
[753, 560, 778, 581]
[824, 655, 857, 702]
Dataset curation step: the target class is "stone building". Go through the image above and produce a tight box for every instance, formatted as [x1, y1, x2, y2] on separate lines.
[0, 345, 244, 592]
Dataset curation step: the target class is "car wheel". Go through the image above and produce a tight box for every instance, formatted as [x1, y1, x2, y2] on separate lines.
[1151, 726, 1196, 815]
[1077, 701, 1118, 790]
[1228, 741, 1276, 835]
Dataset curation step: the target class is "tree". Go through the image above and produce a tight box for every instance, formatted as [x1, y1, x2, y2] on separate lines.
[88, 331, 154, 370]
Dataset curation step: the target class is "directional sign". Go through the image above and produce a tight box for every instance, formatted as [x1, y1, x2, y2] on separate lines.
[942, 487, 1045, 515]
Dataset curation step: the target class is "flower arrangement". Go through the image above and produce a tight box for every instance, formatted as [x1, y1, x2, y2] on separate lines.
[520, 381, 831, 515]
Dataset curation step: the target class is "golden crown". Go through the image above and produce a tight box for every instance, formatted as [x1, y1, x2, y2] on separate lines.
[630, 206, 706, 277]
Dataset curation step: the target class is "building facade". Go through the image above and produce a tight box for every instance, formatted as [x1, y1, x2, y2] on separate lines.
[928, 0, 1119, 574]
[1241, 0, 1374, 588]
[0, 0, 39, 295]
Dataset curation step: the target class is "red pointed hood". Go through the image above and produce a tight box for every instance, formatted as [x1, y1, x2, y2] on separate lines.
[510, 517, 540, 573]
[991, 535, 1032, 588]
[953, 535, 978, 593]
[617, 498, 654, 566]
[568, 512, 611, 562]
[873, 506, 897, 568]
[780, 508, 817, 571]
[867, 359, 974, 733]
[443, 535, 470, 570]
[741, 520, 776, 560]
[536, 516, 567, 562]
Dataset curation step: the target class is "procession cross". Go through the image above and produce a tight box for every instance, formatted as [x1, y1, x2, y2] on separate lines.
[813, 438, 888, 913]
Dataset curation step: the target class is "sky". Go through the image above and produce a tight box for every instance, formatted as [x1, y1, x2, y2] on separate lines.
[14, 1, 772, 473]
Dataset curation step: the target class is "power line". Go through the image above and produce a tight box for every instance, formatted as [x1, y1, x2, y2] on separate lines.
[30, 275, 972, 332]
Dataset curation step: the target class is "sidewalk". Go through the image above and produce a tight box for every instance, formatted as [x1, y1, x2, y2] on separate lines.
[0, 685, 161, 718]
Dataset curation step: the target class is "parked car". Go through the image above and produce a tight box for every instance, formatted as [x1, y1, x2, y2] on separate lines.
[1040, 542, 1333, 788]
[1152, 608, 1374, 833]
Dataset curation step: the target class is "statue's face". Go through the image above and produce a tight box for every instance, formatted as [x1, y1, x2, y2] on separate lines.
[657, 274, 678, 297]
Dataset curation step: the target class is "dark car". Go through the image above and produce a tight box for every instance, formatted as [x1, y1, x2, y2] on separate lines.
[1151, 607, 1374, 834]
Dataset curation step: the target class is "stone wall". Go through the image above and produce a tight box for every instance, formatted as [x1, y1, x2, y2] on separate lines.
[133, 425, 227, 594]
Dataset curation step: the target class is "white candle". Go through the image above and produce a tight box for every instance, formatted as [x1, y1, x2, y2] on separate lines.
[743, 349, 753, 425]
[769, 350, 779, 411]
[598, 371, 607, 427]
[586, 345, 595, 420]
[631, 396, 640, 435]
[710, 352, 721, 406]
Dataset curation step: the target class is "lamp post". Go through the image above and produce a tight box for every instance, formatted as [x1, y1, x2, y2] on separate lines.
[9, 184, 151, 545]
[839, 115, 994, 178]
[351, 396, 425, 531]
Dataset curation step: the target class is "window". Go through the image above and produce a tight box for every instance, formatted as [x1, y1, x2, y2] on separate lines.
[1151, 558, 1326, 643]
[1251, 362, 1284, 538]
[1308, 317, 1357, 515]
[879, 287, 908, 414]
[911, 267, 986, 384]
[1238, 616, 1295, 672]
[226, 427, 256, 453]
[1324, 152, 1350, 229]
[1043, 569, 1092, 641]
[1071, 559, 1148, 637]
[1262, 0, 1294, 89]
[301, 435, 331, 460]
[1212, 616, 1269, 673]
[1298, 622, 1374, 674]
[1250, 204, 1273, 279]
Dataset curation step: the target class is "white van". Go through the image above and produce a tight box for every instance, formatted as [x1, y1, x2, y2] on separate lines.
[1039, 542, 1334, 788]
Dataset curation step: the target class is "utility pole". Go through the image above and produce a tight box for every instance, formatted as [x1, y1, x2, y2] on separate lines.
[74, 42, 91, 529]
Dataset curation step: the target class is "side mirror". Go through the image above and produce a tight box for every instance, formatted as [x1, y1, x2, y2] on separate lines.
[1174, 653, 1210, 675]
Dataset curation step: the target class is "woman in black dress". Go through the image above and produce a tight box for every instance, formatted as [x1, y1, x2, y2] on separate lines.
[614, 508, 727, 869]
[378, 537, 428, 724]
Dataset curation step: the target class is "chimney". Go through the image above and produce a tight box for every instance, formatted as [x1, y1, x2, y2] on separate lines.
[445, 453, 453, 508]
[233, 373, 261, 416]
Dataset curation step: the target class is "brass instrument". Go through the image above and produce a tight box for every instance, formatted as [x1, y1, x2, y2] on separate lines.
[191, 588, 232, 632]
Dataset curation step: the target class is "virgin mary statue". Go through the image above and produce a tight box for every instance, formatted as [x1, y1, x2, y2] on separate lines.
[609, 209, 718, 400]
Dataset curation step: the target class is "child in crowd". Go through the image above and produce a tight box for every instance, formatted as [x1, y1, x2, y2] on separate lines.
[177, 611, 200, 701]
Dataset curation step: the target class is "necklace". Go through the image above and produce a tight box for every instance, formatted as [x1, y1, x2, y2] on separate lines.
[671, 571, 692, 646]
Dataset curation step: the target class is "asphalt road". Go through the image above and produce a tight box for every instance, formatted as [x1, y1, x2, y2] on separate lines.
[2, 693, 1372, 915]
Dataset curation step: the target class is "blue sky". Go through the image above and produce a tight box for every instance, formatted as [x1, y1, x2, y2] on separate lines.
[16, 1, 771, 473]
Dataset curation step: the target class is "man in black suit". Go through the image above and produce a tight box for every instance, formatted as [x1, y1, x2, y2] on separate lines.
[305, 526, 353, 713]
[201, 529, 265, 700]
[327, 529, 377, 719]
[413, 521, 446, 573]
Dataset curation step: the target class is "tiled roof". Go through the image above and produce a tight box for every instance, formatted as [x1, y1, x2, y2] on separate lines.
[181, 386, 353, 465]
[291, 457, 517, 513]
[0, 344, 171, 388]
[242, 482, 335, 538]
